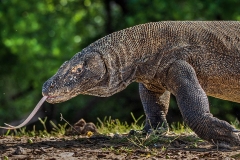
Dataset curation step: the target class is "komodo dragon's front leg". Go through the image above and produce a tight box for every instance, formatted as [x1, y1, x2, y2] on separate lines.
[165, 60, 240, 145]
[139, 83, 170, 132]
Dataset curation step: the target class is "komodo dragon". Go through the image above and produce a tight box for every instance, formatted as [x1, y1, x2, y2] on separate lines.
[42, 21, 240, 145]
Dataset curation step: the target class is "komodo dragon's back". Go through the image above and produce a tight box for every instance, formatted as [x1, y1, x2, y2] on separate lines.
[98, 21, 240, 57]
[43, 21, 240, 146]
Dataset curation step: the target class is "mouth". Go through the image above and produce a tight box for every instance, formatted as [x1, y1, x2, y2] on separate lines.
[41, 93, 64, 103]
[47, 95, 60, 100]
[42, 89, 77, 103]
[43, 94, 73, 104]
[47, 95, 64, 103]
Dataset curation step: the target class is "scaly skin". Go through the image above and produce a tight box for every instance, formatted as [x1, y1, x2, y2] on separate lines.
[139, 83, 170, 131]
[42, 21, 240, 145]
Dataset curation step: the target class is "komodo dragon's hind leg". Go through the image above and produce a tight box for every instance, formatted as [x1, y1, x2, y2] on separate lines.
[165, 60, 240, 145]
[139, 83, 170, 132]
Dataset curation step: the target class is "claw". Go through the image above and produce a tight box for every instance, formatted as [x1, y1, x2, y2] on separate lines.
[232, 129, 240, 132]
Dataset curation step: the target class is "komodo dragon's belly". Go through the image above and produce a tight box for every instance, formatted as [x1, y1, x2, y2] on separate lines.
[189, 51, 240, 103]
[199, 76, 240, 103]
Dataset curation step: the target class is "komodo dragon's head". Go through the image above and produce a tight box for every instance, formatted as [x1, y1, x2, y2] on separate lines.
[42, 49, 108, 103]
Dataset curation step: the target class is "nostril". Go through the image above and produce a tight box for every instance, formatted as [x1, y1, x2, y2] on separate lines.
[42, 80, 56, 96]
[42, 88, 48, 96]
[42, 81, 53, 96]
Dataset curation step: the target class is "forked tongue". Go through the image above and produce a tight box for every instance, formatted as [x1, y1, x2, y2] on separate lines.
[0, 96, 48, 130]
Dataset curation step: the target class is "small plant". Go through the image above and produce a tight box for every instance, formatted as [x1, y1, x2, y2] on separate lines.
[161, 146, 166, 152]
[38, 117, 48, 131]
[27, 138, 33, 143]
[127, 130, 177, 150]
[4, 129, 11, 136]
[96, 112, 144, 134]
[130, 112, 144, 130]
[97, 116, 129, 134]
[50, 120, 68, 136]
[2, 116, 68, 137]
[170, 122, 192, 133]
[127, 135, 149, 149]
[192, 142, 198, 148]
[231, 118, 240, 129]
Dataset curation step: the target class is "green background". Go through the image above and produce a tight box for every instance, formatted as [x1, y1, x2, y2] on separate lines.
[0, 0, 239, 131]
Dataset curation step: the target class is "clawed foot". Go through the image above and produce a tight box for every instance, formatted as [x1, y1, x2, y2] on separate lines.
[209, 123, 239, 145]
[189, 116, 240, 146]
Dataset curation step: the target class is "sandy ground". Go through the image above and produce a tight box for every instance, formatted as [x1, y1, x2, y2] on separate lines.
[1, 134, 240, 160]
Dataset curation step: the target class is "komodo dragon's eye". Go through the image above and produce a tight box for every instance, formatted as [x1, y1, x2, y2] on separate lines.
[71, 64, 83, 74]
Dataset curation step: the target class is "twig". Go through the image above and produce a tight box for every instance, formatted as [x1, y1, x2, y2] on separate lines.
[60, 113, 81, 134]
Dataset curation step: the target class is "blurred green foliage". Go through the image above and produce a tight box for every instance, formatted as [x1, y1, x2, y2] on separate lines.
[0, 0, 240, 129]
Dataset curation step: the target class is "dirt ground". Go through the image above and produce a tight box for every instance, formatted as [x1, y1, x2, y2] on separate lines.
[1, 134, 240, 160]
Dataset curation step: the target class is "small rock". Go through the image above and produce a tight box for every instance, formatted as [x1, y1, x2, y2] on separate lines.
[113, 133, 122, 138]
[66, 118, 98, 135]
[128, 129, 136, 135]
[128, 129, 143, 136]
[97, 154, 107, 158]
[13, 146, 25, 155]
